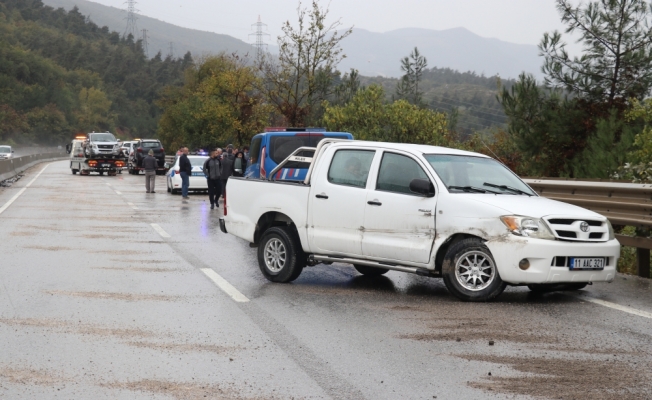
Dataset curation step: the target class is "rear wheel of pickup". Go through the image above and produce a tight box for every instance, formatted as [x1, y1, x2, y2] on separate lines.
[354, 265, 389, 276]
[258, 227, 305, 283]
[442, 238, 506, 302]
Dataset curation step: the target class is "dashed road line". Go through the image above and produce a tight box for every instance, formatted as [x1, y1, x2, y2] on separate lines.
[200, 268, 250, 303]
[150, 223, 170, 238]
[0, 164, 50, 216]
[115, 190, 122, 195]
[572, 293, 652, 320]
[127, 202, 138, 210]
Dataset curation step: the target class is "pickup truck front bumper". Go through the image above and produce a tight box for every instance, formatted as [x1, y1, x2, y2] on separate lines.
[487, 237, 621, 285]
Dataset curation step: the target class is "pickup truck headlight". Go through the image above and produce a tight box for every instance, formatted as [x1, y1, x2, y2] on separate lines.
[607, 220, 615, 240]
[500, 216, 555, 240]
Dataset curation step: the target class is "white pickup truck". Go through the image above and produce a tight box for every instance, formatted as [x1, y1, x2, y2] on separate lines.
[220, 140, 620, 301]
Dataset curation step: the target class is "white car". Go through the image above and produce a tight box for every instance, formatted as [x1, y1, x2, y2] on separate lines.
[121, 141, 135, 156]
[166, 155, 209, 194]
[0, 146, 13, 159]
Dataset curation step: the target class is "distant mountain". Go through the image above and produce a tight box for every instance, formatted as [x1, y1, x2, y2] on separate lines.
[42, 0, 256, 58]
[338, 28, 542, 79]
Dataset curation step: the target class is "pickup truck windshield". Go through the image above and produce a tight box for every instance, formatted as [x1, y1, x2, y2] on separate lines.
[90, 133, 116, 142]
[425, 154, 536, 195]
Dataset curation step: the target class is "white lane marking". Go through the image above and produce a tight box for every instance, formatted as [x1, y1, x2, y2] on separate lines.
[115, 190, 122, 195]
[26, 164, 49, 188]
[106, 183, 112, 186]
[0, 188, 27, 216]
[150, 223, 170, 238]
[200, 268, 250, 303]
[127, 202, 135, 206]
[572, 293, 652, 320]
[0, 164, 51, 216]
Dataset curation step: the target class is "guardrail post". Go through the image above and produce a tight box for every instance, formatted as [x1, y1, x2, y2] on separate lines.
[636, 228, 651, 278]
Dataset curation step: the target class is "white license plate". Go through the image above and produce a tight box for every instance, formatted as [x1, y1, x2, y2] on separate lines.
[101, 164, 111, 167]
[570, 257, 605, 270]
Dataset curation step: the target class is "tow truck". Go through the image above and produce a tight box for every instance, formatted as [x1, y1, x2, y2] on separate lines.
[66, 133, 127, 176]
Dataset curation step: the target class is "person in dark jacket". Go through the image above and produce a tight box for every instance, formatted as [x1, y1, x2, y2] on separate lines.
[233, 151, 246, 177]
[203, 149, 222, 209]
[143, 149, 158, 193]
[178, 147, 192, 199]
[220, 144, 235, 195]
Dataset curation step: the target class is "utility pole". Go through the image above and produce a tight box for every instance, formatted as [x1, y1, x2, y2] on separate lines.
[142, 29, 149, 57]
[249, 15, 270, 59]
[124, 0, 138, 39]
[167, 42, 175, 58]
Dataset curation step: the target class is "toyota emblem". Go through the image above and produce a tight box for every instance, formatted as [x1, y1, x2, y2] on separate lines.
[580, 222, 590, 232]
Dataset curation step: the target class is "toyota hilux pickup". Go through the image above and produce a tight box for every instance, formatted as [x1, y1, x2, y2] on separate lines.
[220, 139, 620, 301]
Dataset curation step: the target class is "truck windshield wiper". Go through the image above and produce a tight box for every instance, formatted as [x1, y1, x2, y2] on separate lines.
[483, 182, 533, 196]
[448, 185, 500, 194]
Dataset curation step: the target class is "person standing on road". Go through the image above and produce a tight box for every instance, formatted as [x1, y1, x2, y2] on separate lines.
[220, 144, 235, 195]
[203, 149, 222, 209]
[178, 147, 192, 199]
[143, 150, 158, 193]
[233, 151, 246, 177]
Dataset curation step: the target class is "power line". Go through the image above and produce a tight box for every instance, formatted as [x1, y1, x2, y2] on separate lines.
[141, 29, 149, 57]
[167, 42, 175, 58]
[249, 15, 270, 59]
[124, 0, 138, 38]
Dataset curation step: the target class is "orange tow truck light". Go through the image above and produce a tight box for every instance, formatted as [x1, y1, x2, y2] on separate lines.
[115, 161, 124, 168]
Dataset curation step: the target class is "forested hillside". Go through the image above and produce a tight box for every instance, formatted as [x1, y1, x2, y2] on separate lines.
[362, 67, 515, 134]
[0, 0, 189, 145]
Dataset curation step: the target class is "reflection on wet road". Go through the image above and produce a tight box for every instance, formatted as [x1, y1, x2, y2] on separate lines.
[0, 161, 651, 399]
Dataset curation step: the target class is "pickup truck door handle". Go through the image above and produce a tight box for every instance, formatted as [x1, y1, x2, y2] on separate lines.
[316, 193, 329, 199]
[367, 200, 382, 206]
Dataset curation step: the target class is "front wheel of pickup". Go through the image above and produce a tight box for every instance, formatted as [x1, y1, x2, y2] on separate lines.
[442, 238, 506, 302]
[257, 227, 304, 283]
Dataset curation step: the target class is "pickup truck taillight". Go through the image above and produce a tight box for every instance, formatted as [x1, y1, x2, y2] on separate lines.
[137, 148, 142, 153]
[223, 190, 227, 216]
[260, 146, 266, 178]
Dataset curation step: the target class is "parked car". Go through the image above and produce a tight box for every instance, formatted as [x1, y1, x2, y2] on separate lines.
[245, 128, 353, 181]
[128, 139, 166, 175]
[166, 155, 209, 194]
[0, 146, 13, 159]
[83, 132, 121, 158]
[221, 139, 620, 302]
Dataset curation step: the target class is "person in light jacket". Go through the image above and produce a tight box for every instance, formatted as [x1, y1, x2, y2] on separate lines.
[203, 149, 222, 209]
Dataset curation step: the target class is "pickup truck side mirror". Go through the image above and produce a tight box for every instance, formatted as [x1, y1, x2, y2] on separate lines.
[410, 178, 435, 197]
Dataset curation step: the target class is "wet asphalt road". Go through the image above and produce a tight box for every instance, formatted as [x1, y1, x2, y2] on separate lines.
[1, 161, 652, 400]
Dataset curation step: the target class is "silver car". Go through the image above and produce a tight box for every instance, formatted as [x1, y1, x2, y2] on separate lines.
[0, 146, 13, 160]
[84, 132, 121, 158]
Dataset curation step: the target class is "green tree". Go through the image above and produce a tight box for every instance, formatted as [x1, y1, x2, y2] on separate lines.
[323, 85, 449, 145]
[257, 0, 352, 126]
[540, 0, 652, 105]
[396, 47, 428, 106]
[158, 54, 271, 150]
[75, 87, 115, 132]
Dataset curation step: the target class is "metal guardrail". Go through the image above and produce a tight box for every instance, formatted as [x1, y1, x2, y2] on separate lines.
[524, 178, 652, 278]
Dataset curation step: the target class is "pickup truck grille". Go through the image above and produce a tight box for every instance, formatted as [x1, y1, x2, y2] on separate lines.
[544, 217, 608, 242]
[98, 145, 114, 150]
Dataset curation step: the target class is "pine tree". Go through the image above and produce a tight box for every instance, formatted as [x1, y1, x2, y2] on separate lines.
[395, 47, 427, 106]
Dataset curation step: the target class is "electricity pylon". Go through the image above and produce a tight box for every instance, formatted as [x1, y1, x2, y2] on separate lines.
[142, 29, 149, 57]
[249, 15, 270, 59]
[124, 0, 138, 38]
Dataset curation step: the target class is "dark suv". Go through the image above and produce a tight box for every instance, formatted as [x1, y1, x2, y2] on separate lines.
[129, 139, 165, 174]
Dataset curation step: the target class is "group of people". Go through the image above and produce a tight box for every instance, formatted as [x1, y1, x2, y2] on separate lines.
[176, 144, 250, 209]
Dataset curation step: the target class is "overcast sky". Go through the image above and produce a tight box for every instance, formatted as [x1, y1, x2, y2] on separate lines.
[87, 0, 578, 50]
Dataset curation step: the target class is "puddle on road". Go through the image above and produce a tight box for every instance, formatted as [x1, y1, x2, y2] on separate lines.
[0, 367, 68, 386]
[126, 341, 236, 355]
[10, 231, 37, 237]
[92, 266, 188, 273]
[25, 245, 74, 251]
[461, 354, 652, 400]
[0, 318, 158, 339]
[44, 290, 181, 302]
[100, 379, 266, 400]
